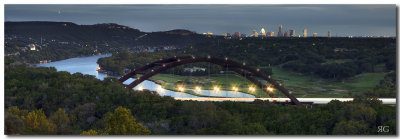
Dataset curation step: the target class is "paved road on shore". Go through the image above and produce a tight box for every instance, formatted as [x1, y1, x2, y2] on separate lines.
[174, 98, 396, 104]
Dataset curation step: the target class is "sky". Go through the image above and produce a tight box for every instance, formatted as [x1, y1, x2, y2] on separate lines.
[4, 4, 397, 37]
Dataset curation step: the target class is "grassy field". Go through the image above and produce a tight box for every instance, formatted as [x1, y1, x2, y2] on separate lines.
[146, 66, 387, 98]
[148, 73, 270, 97]
[269, 66, 386, 98]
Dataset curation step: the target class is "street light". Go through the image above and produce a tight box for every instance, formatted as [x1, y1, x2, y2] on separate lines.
[232, 86, 239, 92]
[195, 86, 202, 92]
[177, 85, 185, 92]
[213, 86, 220, 93]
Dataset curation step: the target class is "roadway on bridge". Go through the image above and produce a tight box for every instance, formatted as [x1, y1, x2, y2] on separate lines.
[174, 98, 397, 105]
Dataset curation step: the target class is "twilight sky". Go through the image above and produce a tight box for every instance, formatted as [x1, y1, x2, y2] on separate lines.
[4, 4, 397, 37]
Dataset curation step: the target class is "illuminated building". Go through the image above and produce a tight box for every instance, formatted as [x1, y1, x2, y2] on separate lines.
[260, 28, 266, 36]
[278, 25, 283, 37]
[233, 32, 241, 38]
[303, 29, 307, 37]
[328, 31, 331, 38]
[284, 31, 290, 37]
[252, 30, 259, 37]
[290, 29, 295, 37]
[313, 33, 318, 37]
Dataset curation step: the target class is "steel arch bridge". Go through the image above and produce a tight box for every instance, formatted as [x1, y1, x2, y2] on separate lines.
[119, 56, 302, 106]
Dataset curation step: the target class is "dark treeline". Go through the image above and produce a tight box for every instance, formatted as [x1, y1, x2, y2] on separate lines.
[97, 51, 227, 76]
[5, 21, 218, 63]
[184, 37, 396, 80]
[4, 59, 396, 135]
[98, 37, 395, 80]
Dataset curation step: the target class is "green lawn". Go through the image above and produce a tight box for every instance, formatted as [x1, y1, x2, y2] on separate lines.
[145, 66, 387, 98]
[270, 66, 386, 98]
[148, 73, 271, 97]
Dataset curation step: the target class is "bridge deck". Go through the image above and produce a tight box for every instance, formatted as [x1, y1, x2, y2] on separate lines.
[174, 98, 396, 105]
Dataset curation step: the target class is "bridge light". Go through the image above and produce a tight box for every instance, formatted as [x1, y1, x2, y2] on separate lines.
[195, 86, 202, 92]
[248, 86, 256, 92]
[177, 59, 181, 62]
[177, 86, 185, 92]
[225, 57, 228, 61]
[213, 86, 220, 93]
[266, 86, 274, 92]
[257, 68, 260, 71]
[243, 62, 246, 66]
[232, 86, 239, 92]
[192, 56, 195, 59]
[151, 70, 154, 72]
[207, 56, 211, 59]
[163, 64, 165, 67]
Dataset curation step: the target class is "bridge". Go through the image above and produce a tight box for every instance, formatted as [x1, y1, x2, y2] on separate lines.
[119, 56, 303, 106]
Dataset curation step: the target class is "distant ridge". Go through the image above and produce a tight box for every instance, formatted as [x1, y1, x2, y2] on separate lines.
[5, 21, 211, 47]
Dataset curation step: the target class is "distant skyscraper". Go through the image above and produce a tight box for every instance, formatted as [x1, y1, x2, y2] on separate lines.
[260, 28, 266, 36]
[234, 32, 241, 38]
[266, 32, 271, 37]
[241, 34, 247, 38]
[290, 29, 295, 37]
[278, 25, 283, 37]
[313, 33, 318, 37]
[252, 30, 258, 37]
[270, 32, 275, 37]
[303, 29, 307, 37]
[328, 31, 331, 38]
[284, 31, 290, 37]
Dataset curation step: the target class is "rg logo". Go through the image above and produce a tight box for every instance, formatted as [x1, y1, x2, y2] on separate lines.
[377, 126, 389, 133]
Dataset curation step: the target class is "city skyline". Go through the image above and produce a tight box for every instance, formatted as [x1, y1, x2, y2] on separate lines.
[5, 4, 396, 37]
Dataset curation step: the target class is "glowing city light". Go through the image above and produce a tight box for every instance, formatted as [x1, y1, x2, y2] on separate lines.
[96, 67, 101, 71]
[213, 86, 220, 93]
[177, 85, 185, 92]
[195, 86, 202, 92]
[232, 86, 239, 92]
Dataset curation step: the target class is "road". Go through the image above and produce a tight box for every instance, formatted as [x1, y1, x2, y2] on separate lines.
[174, 98, 397, 105]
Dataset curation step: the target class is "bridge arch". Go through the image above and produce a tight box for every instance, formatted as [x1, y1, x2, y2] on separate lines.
[119, 56, 302, 106]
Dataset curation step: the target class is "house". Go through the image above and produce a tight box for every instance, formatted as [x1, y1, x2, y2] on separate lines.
[27, 44, 36, 51]
[184, 66, 206, 72]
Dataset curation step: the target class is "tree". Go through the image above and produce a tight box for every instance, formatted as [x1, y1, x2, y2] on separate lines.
[5, 113, 25, 135]
[81, 129, 101, 135]
[6, 106, 28, 118]
[24, 109, 56, 134]
[332, 120, 368, 135]
[69, 103, 96, 129]
[104, 106, 151, 135]
[49, 108, 71, 134]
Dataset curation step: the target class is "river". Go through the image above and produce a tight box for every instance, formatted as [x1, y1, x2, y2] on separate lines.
[36, 54, 255, 98]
